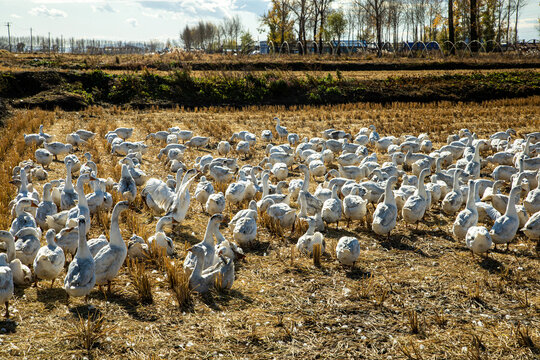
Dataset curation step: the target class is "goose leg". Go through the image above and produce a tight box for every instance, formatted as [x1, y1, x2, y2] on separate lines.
[107, 280, 112, 295]
[4, 301, 9, 318]
[50, 279, 55, 289]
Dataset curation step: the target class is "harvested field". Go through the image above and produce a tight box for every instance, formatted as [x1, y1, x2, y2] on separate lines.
[0, 97, 539, 359]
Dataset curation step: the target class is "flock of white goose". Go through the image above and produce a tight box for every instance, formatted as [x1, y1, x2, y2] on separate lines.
[0, 119, 539, 319]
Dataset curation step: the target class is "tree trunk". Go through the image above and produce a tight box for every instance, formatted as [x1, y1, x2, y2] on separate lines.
[448, 0, 455, 54]
[506, 0, 511, 43]
[319, 13, 324, 54]
[470, 0, 478, 52]
[496, 0, 502, 43]
[514, 0, 520, 43]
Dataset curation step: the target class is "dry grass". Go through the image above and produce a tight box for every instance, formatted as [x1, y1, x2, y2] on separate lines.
[128, 259, 153, 304]
[65, 312, 112, 352]
[0, 98, 538, 359]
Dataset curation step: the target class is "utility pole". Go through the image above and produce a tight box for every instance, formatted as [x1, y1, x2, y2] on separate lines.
[61, 35, 63, 53]
[30, 27, 33, 52]
[5, 22, 11, 52]
[48, 32, 51, 54]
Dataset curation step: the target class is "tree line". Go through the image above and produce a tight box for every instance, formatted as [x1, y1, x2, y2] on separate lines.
[0, 35, 170, 54]
[179, 15, 255, 53]
[259, 0, 533, 56]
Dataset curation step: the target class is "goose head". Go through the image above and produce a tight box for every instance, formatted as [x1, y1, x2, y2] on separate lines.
[45, 229, 56, 246]
[248, 200, 257, 211]
[0, 253, 8, 266]
[0, 230, 14, 244]
[77, 172, 97, 187]
[210, 213, 224, 226]
[156, 215, 175, 232]
[16, 197, 38, 213]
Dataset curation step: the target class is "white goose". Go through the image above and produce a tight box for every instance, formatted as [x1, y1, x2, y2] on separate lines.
[184, 214, 223, 276]
[66, 173, 95, 234]
[33, 229, 65, 288]
[402, 168, 430, 228]
[127, 235, 149, 260]
[452, 180, 478, 240]
[217, 141, 231, 156]
[372, 176, 398, 236]
[465, 226, 492, 257]
[0, 231, 32, 286]
[39, 124, 54, 142]
[296, 217, 325, 256]
[55, 225, 78, 260]
[442, 170, 464, 215]
[13, 227, 41, 267]
[10, 198, 38, 237]
[142, 171, 178, 214]
[0, 253, 14, 318]
[321, 184, 342, 228]
[36, 183, 57, 230]
[523, 172, 540, 215]
[266, 199, 296, 229]
[230, 202, 258, 247]
[35, 148, 53, 169]
[167, 169, 198, 223]
[185, 245, 222, 293]
[195, 176, 214, 212]
[522, 211, 540, 240]
[60, 161, 77, 210]
[206, 192, 226, 215]
[490, 184, 522, 250]
[148, 216, 176, 256]
[94, 201, 130, 293]
[117, 164, 137, 202]
[336, 236, 361, 266]
[44, 142, 73, 161]
[342, 187, 367, 227]
[275, 117, 288, 140]
[88, 234, 109, 258]
[64, 217, 96, 300]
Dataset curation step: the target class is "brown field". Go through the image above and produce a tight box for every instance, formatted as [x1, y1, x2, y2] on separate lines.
[0, 97, 539, 359]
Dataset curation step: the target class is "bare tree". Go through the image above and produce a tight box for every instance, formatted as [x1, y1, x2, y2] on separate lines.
[470, 0, 478, 51]
[448, 0, 455, 52]
[356, 0, 388, 56]
[180, 25, 193, 51]
[289, 0, 312, 53]
[231, 15, 243, 49]
[312, 0, 335, 53]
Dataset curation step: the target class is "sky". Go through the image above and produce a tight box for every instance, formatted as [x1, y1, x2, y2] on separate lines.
[2, 0, 539, 44]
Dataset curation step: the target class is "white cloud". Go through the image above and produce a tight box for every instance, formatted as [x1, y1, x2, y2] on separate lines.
[92, 3, 117, 13]
[125, 18, 139, 28]
[10, 14, 21, 18]
[29, 5, 68, 18]
[518, 17, 537, 30]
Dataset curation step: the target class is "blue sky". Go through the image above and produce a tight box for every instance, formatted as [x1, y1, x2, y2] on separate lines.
[2, 0, 539, 43]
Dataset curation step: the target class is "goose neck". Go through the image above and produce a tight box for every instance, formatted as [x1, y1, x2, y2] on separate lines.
[466, 182, 476, 209]
[505, 187, 520, 216]
[77, 226, 91, 258]
[384, 180, 395, 205]
[3, 236, 15, 262]
[109, 207, 124, 247]
[203, 220, 218, 246]
[155, 217, 169, 233]
[20, 170, 28, 193]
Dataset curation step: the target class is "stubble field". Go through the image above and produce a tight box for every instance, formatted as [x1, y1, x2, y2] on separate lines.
[0, 97, 538, 359]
